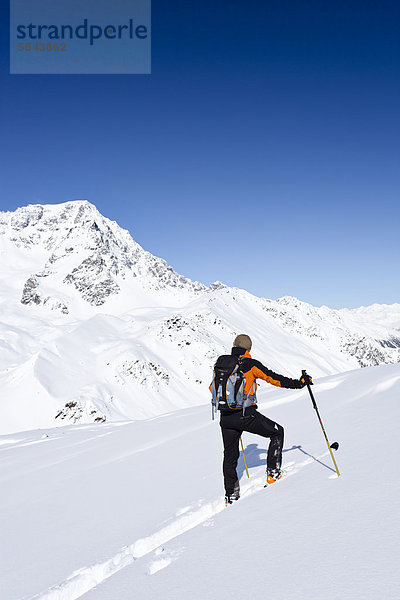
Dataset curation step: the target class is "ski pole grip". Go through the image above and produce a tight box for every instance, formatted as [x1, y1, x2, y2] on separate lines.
[302, 369, 311, 385]
[302, 369, 317, 409]
[301, 370, 310, 386]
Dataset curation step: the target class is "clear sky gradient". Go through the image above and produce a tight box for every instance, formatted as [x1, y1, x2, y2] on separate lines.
[1, 0, 399, 308]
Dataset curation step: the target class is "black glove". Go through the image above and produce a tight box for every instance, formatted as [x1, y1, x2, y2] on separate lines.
[299, 373, 313, 387]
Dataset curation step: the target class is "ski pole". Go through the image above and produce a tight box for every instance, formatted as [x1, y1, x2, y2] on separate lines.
[302, 370, 340, 477]
[240, 436, 250, 478]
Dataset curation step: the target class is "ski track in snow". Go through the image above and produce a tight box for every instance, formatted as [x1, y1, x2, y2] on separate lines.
[28, 452, 331, 600]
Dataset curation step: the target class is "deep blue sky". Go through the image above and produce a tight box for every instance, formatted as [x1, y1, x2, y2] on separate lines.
[1, 0, 399, 308]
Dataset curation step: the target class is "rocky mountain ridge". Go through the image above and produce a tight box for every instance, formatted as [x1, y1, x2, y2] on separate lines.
[259, 295, 400, 367]
[0, 201, 206, 313]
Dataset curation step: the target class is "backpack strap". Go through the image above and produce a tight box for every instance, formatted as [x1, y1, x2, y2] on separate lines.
[233, 357, 244, 401]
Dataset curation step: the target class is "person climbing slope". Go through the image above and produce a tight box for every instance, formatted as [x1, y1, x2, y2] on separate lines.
[210, 334, 312, 505]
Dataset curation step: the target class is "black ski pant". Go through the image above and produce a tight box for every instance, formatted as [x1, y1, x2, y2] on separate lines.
[220, 409, 284, 496]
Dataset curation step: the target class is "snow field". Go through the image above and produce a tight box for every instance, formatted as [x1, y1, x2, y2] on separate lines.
[1, 363, 399, 599]
[31, 453, 329, 600]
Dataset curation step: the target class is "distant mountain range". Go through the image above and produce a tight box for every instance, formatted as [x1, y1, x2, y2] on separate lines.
[1, 201, 399, 434]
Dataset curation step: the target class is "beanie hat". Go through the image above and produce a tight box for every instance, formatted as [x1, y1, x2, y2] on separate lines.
[233, 334, 252, 351]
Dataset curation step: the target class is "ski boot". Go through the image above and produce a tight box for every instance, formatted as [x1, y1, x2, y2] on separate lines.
[265, 468, 282, 486]
[225, 479, 240, 506]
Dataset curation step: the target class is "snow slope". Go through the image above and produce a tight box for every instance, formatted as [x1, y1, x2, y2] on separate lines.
[1, 201, 399, 434]
[1, 364, 399, 600]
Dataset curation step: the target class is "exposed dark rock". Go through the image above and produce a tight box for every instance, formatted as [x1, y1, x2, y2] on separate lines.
[21, 277, 41, 305]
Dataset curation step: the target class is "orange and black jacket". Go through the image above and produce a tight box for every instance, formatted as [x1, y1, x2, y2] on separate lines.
[230, 346, 302, 397]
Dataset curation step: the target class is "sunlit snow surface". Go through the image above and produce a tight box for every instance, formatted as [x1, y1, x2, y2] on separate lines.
[1, 364, 399, 599]
[1, 201, 399, 597]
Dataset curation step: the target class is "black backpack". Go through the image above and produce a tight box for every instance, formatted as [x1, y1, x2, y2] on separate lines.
[210, 355, 247, 416]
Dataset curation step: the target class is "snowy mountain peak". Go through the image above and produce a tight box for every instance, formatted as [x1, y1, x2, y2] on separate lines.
[0, 201, 206, 313]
